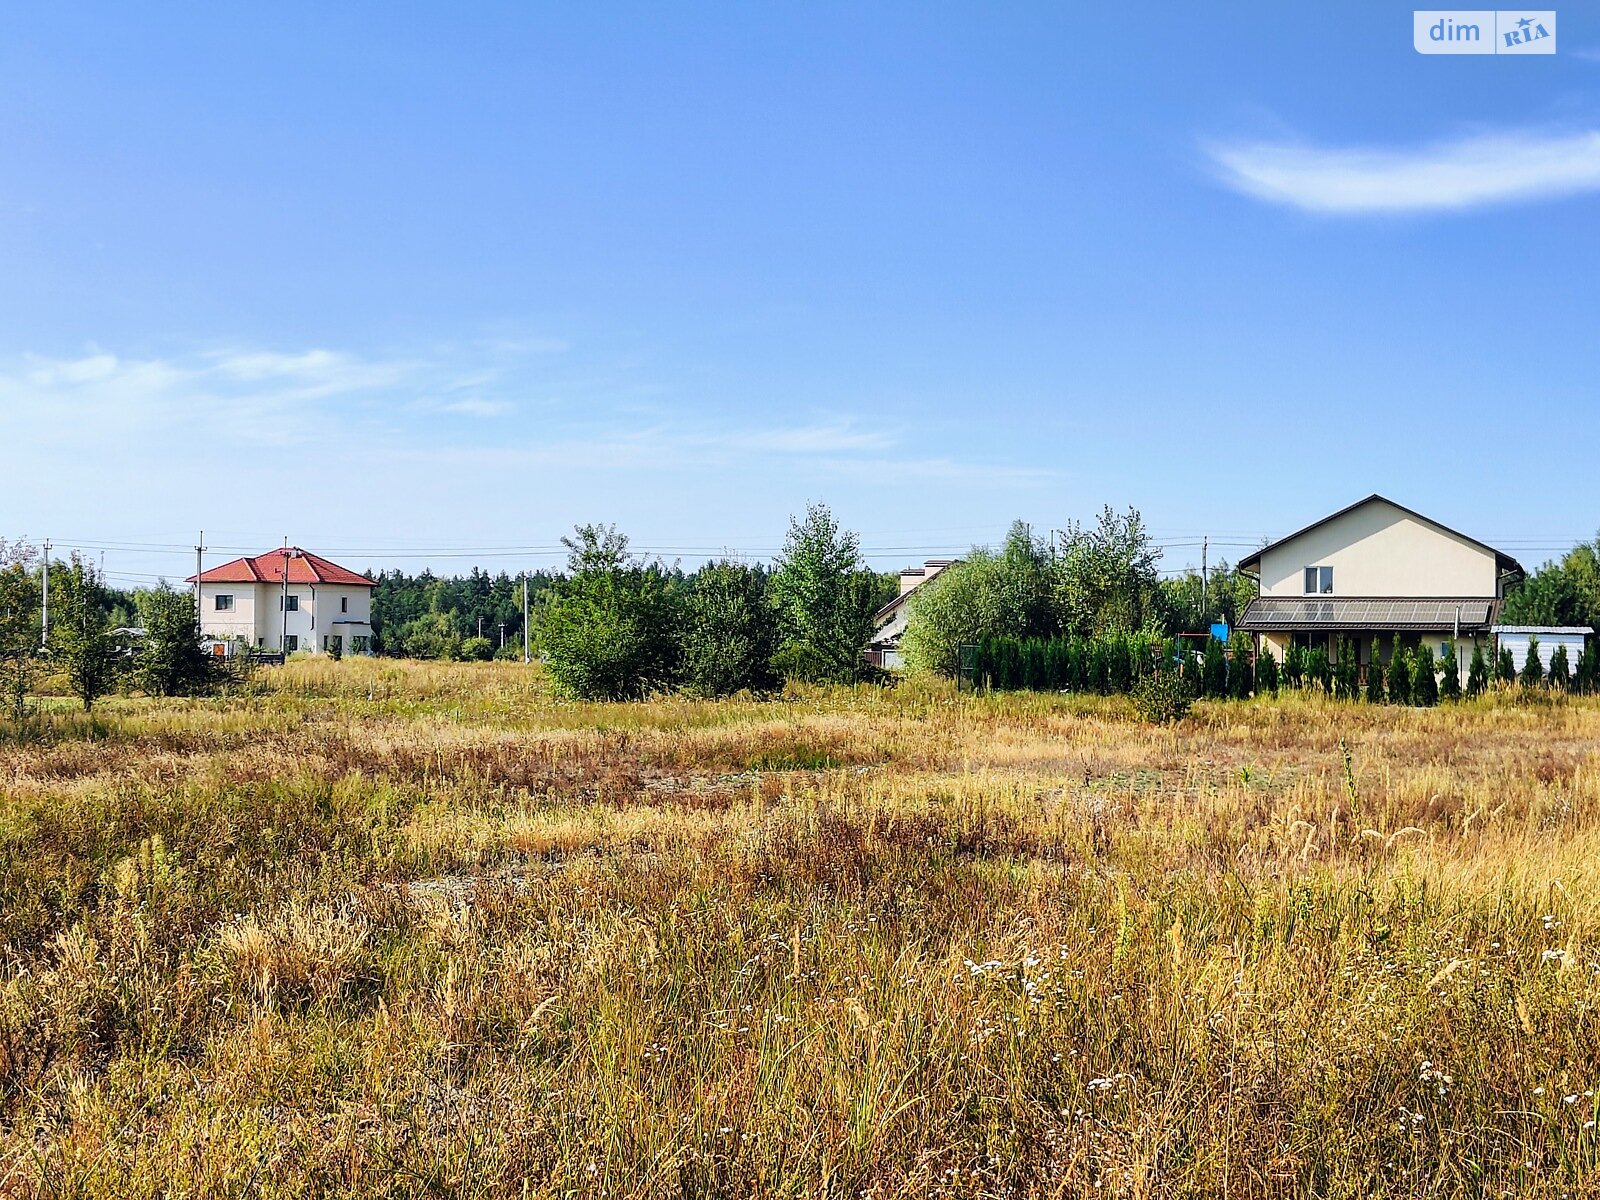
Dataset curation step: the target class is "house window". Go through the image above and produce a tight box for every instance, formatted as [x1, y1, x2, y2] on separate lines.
[280, 595, 299, 612]
[1303, 566, 1333, 595]
[351, 635, 371, 654]
[283, 635, 298, 652]
[341, 596, 349, 613]
[213, 594, 234, 611]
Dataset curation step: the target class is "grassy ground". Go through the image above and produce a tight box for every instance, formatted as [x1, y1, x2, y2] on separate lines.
[2, 658, 1598, 1198]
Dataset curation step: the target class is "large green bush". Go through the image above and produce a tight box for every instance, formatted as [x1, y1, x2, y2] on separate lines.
[539, 527, 681, 701]
[679, 561, 780, 697]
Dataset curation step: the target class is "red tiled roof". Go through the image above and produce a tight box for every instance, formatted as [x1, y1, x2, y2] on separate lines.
[187, 548, 375, 587]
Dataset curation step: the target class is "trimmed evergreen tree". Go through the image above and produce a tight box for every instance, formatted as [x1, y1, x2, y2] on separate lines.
[1088, 639, 1110, 694]
[1438, 641, 1461, 701]
[1202, 636, 1227, 698]
[1496, 645, 1516, 685]
[1388, 642, 1412, 705]
[1305, 647, 1332, 693]
[1256, 644, 1279, 695]
[1577, 641, 1598, 695]
[1228, 634, 1254, 699]
[1365, 639, 1387, 703]
[1333, 638, 1359, 700]
[1413, 644, 1438, 706]
[1283, 643, 1304, 690]
[1520, 636, 1544, 688]
[1466, 642, 1489, 697]
[1548, 643, 1571, 690]
[1107, 633, 1134, 694]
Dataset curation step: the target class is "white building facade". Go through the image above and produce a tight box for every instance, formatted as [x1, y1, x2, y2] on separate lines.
[190, 548, 375, 655]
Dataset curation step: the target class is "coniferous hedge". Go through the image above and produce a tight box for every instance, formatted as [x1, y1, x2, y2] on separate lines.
[969, 631, 1168, 693]
[963, 631, 1600, 704]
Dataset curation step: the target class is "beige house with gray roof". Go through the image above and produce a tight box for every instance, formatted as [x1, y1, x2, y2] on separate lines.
[1237, 495, 1523, 679]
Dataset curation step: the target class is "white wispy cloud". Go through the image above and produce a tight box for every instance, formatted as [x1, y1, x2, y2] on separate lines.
[1206, 127, 1600, 213]
[429, 397, 514, 417]
[0, 345, 520, 446]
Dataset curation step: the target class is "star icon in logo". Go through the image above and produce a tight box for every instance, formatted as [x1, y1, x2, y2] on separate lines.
[1517, 16, 1534, 30]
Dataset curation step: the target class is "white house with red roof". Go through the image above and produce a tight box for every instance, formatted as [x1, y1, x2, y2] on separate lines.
[187, 547, 376, 655]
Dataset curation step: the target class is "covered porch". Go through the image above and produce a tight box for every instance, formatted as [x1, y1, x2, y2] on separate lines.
[1238, 598, 1496, 684]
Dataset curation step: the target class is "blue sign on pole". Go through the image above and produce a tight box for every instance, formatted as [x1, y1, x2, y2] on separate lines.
[1210, 622, 1229, 643]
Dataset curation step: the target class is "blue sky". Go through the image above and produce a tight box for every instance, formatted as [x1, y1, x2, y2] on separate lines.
[3, 3, 1598, 585]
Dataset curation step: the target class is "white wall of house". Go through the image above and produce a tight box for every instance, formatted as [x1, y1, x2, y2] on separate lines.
[199, 582, 373, 653]
[1258, 499, 1498, 599]
[197, 582, 260, 643]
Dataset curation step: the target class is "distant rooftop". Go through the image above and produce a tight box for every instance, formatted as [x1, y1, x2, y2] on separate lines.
[188, 547, 374, 588]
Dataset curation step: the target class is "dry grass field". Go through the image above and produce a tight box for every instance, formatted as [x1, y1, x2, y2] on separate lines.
[2, 657, 1599, 1198]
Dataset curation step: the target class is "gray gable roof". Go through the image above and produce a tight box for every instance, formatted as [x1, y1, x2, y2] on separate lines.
[1237, 495, 1523, 580]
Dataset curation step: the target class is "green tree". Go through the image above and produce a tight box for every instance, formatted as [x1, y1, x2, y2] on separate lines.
[135, 586, 217, 697]
[901, 523, 1053, 677]
[1333, 639, 1359, 700]
[1438, 641, 1461, 701]
[1548, 643, 1571, 690]
[1388, 642, 1412, 705]
[679, 560, 781, 697]
[1496, 645, 1516, 685]
[1413, 645, 1438, 706]
[1305, 647, 1332, 693]
[1051, 506, 1162, 637]
[1519, 636, 1544, 688]
[1365, 642, 1386, 703]
[0, 559, 40, 723]
[1576, 642, 1598, 695]
[1157, 559, 1256, 635]
[1283, 643, 1304, 690]
[1256, 643, 1279, 695]
[1466, 642, 1489, 697]
[1201, 636, 1227, 698]
[1227, 633, 1254, 699]
[1500, 539, 1600, 630]
[769, 504, 877, 684]
[49, 560, 122, 711]
[539, 526, 680, 700]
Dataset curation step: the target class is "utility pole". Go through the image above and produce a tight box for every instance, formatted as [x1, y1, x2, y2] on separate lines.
[522, 572, 530, 663]
[40, 539, 51, 646]
[499, 622, 506, 650]
[477, 615, 484, 638]
[280, 537, 290, 653]
[194, 531, 207, 625]
[1200, 536, 1208, 630]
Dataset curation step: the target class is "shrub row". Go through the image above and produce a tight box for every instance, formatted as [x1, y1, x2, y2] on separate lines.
[969, 632, 1600, 708]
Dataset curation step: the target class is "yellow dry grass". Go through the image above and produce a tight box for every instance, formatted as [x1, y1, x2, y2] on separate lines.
[0, 657, 1597, 1197]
